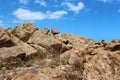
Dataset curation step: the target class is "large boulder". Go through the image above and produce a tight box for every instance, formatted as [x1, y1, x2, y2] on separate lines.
[55, 34, 94, 44]
[28, 30, 67, 54]
[0, 46, 25, 66]
[9, 33, 37, 57]
[0, 28, 37, 57]
[0, 29, 16, 47]
[60, 49, 81, 65]
[51, 28, 59, 35]
[105, 43, 120, 51]
[55, 34, 95, 49]
[11, 23, 38, 42]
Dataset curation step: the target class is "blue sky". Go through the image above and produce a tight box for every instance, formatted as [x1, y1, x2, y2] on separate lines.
[0, 0, 120, 41]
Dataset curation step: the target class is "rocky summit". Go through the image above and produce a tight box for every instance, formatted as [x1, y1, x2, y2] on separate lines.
[0, 23, 120, 80]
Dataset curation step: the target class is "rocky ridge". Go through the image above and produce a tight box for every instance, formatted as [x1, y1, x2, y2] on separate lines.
[0, 23, 120, 80]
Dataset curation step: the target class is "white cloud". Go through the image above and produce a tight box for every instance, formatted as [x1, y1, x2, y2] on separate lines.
[13, 8, 46, 20]
[97, 0, 112, 2]
[19, 0, 29, 5]
[47, 10, 68, 19]
[35, 0, 47, 7]
[97, 0, 120, 3]
[62, 2, 84, 13]
[0, 20, 4, 27]
[13, 8, 68, 21]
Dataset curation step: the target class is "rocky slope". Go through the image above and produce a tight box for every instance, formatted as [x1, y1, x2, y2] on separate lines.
[0, 23, 120, 80]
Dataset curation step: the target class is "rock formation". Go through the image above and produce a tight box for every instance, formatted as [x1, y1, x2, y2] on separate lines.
[0, 23, 119, 80]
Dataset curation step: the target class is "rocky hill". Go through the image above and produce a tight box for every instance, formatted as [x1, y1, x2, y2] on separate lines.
[0, 23, 120, 80]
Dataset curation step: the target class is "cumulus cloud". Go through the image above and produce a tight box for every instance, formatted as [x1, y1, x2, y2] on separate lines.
[19, 0, 29, 5]
[62, 2, 84, 13]
[13, 8, 68, 21]
[13, 8, 46, 20]
[35, 0, 47, 7]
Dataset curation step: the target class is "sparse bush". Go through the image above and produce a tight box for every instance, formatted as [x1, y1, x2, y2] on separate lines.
[36, 48, 46, 58]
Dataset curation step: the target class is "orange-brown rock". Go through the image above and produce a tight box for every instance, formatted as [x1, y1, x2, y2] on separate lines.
[0, 46, 25, 63]
[111, 39, 120, 43]
[51, 28, 59, 35]
[11, 23, 38, 42]
[83, 49, 120, 80]
[28, 30, 72, 54]
[12, 67, 65, 80]
[105, 43, 120, 51]
[9, 32, 37, 57]
[0, 23, 120, 80]
[28, 30, 62, 54]
[0, 28, 37, 59]
[0, 29, 16, 47]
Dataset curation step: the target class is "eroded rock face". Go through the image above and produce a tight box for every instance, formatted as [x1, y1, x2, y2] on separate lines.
[28, 30, 72, 54]
[0, 29, 16, 47]
[0, 46, 25, 63]
[0, 23, 120, 80]
[105, 43, 120, 51]
[28, 30, 62, 54]
[83, 49, 120, 80]
[12, 67, 65, 80]
[0, 28, 37, 62]
[11, 23, 38, 42]
[11, 34, 37, 57]
[55, 34, 94, 44]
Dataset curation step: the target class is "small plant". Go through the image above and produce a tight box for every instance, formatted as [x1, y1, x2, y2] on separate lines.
[36, 47, 46, 58]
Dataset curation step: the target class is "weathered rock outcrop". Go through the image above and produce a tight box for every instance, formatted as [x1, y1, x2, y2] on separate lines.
[28, 30, 62, 54]
[28, 30, 72, 54]
[0, 23, 120, 80]
[0, 28, 37, 64]
[11, 23, 38, 42]
[83, 49, 120, 80]
[0, 29, 16, 47]
[0, 46, 25, 60]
